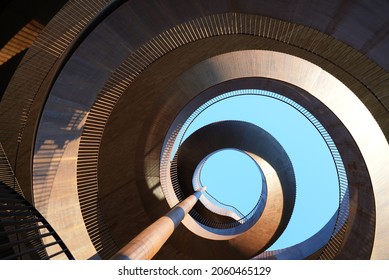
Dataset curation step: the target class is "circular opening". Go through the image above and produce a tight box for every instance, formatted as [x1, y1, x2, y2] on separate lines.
[193, 149, 263, 217]
[162, 89, 343, 247]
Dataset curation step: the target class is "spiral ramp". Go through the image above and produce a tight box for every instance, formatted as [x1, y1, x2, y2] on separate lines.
[0, 0, 388, 259]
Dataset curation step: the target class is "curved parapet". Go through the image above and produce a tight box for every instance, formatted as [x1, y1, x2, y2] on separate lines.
[172, 121, 295, 252]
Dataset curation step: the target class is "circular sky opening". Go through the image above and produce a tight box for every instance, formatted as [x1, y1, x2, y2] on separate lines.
[195, 148, 263, 217]
[171, 89, 341, 250]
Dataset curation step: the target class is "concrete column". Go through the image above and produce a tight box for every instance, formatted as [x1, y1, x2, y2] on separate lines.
[111, 188, 205, 260]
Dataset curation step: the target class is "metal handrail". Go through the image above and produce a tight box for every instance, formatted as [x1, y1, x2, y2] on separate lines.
[0, 181, 74, 260]
[190, 175, 267, 229]
[203, 190, 245, 219]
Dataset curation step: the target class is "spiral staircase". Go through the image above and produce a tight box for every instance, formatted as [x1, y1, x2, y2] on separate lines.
[0, 0, 388, 260]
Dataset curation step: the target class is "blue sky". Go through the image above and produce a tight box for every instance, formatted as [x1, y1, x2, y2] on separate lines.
[180, 90, 340, 250]
[199, 148, 264, 216]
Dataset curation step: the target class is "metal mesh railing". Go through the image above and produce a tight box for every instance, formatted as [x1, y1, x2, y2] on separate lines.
[0, 143, 22, 197]
[0, 181, 74, 260]
[0, 143, 73, 260]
